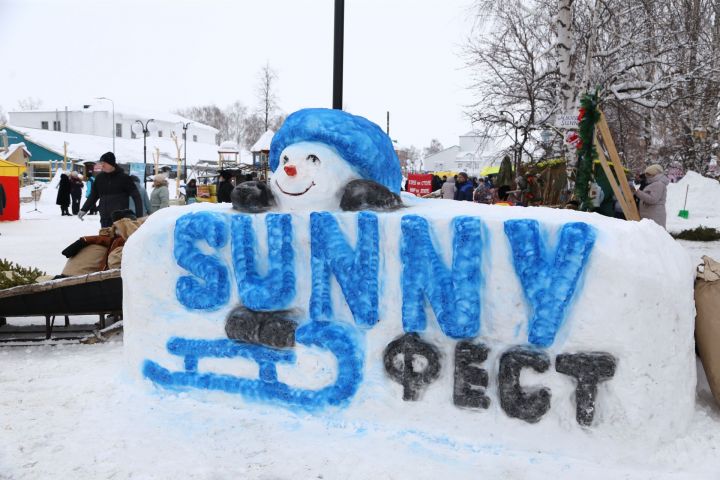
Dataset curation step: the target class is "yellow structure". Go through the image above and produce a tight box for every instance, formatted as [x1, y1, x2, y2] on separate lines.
[0, 158, 27, 177]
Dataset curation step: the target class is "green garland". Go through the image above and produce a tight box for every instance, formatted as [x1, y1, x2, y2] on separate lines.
[573, 91, 600, 211]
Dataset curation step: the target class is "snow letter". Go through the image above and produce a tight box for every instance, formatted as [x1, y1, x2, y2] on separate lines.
[499, 346, 551, 423]
[504, 220, 596, 347]
[174, 212, 230, 310]
[555, 352, 617, 426]
[310, 212, 379, 327]
[231, 213, 295, 311]
[400, 215, 483, 339]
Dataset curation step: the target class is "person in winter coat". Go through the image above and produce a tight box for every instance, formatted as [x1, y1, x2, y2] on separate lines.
[633, 164, 669, 228]
[0, 183, 6, 216]
[56, 174, 72, 216]
[128, 175, 151, 216]
[185, 179, 198, 204]
[85, 172, 98, 215]
[441, 176, 456, 199]
[217, 171, 234, 203]
[69, 171, 84, 215]
[79, 152, 143, 227]
[149, 175, 170, 213]
[454, 172, 474, 201]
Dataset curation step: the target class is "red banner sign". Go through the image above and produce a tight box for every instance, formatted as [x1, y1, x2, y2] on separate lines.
[406, 174, 433, 196]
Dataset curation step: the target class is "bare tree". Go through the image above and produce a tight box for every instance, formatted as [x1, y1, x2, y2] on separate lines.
[0, 106, 7, 124]
[16, 97, 43, 111]
[423, 139, 444, 157]
[465, 0, 720, 174]
[175, 104, 230, 143]
[225, 101, 249, 147]
[256, 62, 279, 131]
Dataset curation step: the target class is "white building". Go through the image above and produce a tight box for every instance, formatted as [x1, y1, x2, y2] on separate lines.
[424, 131, 509, 176]
[8, 106, 218, 145]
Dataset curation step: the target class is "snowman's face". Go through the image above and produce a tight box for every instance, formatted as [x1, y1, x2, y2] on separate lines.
[270, 142, 359, 211]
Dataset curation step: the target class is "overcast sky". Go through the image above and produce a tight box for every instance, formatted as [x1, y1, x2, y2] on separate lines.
[0, 0, 477, 149]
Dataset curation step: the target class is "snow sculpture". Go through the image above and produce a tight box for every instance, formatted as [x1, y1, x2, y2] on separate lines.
[124, 108, 696, 449]
[232, 108, 403, 213]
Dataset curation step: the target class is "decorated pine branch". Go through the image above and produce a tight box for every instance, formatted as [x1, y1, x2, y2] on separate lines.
[0, 259, 47, 289]
[570, 91, 601, 211]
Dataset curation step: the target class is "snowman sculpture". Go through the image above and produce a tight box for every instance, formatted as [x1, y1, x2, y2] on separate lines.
[216, 109, 406, 398]
[231, 108, 404, 213]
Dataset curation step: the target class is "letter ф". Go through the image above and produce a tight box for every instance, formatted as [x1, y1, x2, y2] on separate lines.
[383, 333, 441, 401]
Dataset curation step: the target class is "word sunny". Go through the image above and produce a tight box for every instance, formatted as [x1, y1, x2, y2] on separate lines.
[142, 210, 615, 426]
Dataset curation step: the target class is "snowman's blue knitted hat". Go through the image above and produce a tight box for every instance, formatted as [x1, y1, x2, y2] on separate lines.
[269, 108, 402, 193]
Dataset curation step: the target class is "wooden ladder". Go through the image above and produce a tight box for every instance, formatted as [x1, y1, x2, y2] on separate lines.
[593, 111, 640, 221]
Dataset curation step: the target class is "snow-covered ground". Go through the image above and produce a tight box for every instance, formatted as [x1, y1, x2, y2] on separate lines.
[1, 174, 720, 479]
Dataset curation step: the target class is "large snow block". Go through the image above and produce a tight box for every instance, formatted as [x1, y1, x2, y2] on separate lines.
[123, 200, 696, 448]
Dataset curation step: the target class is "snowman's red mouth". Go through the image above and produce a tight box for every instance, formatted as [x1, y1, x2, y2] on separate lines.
[275, 179, 316, 196]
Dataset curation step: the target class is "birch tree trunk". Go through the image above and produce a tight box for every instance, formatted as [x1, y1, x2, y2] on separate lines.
[556, 0, 577, 165]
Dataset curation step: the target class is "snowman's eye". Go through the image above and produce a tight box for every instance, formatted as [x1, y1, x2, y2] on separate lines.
[282, 155, 289, 164]
[307, 154, 320, 164]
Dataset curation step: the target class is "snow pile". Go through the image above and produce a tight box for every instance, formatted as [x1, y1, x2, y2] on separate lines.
[667, 171, 720, 232]
[123, 200, 696, 461]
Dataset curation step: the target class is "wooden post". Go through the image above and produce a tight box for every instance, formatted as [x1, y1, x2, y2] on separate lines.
[153, 147, 160, 176]
[63, 142, 68, 171]
[172, 133, 182, 199]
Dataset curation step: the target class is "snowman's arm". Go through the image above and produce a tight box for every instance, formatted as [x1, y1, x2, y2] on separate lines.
[340, 179, 404, 212]
[231, 181, 275, 213]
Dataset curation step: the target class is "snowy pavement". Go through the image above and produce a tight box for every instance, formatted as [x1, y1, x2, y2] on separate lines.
[2, 186, 720, 479]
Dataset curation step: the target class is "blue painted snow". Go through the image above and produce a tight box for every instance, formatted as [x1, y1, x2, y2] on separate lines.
[503, 220, 596, 347]
[231, 213, 295, 310]
[310, 212, 379, 327]
[269, 108, 402, 193]
[400, 215, 483, 339]
[174, 212, 230, 310]
[142, 320, 364, 411]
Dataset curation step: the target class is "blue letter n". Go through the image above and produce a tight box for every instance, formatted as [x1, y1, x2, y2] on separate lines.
[400, 215, 483, 339]
[504, 220, 596, 348]
[310, 212, 379, 327]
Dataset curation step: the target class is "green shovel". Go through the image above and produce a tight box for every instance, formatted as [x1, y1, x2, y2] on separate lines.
[678, 184, 689, 219]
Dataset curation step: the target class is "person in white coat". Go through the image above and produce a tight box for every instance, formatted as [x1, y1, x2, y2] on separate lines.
[149, 175, 170, 214]
[441, 176, 456, 199]
[633, 164, 669, 228]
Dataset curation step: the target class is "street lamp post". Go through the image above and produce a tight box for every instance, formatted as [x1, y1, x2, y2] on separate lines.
[132, 119, 156, 189]
[181, 122, 191, 181]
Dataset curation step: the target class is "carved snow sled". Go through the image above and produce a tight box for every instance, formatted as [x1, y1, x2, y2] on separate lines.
[142, 319, 364, 411]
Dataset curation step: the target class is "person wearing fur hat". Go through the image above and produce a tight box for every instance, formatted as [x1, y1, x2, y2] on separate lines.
[217, 171, 234, 203]
[79, 152, 143, 227]
[632, 164, 669, 228]
[56, 173, 72, 216]
[69, 171, 84, 215]
[149, 174, 170, 214]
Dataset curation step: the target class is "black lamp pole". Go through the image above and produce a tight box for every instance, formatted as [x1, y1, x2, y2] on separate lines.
[134, 119, 155, 189]
[332, 0, 344, 110]
[181, 122, 191, 180]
